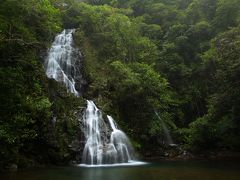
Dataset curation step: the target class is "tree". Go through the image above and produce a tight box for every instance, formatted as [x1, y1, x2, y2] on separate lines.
[213, 0, 240, 32]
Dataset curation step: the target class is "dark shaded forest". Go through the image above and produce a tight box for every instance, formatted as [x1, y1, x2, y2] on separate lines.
[0, 0, 240, 170]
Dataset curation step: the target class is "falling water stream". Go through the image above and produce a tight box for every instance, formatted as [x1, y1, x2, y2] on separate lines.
[154, 111, 174, 145]
[45, 29, 144, 166]
[80, 100, 143, 166]
[45, 29, 79, 96]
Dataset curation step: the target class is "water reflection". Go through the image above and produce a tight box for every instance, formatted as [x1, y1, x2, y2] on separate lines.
[1, 161, 240, 180]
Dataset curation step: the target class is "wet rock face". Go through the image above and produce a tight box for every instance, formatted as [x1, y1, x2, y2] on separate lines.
[71, 47, 87, 94]
[143, 143, 185, 160]
[163, 144, 183, 158]
[68, 109, 85, 163]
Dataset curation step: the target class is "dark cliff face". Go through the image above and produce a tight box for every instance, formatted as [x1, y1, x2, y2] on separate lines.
[45, 30, 95, 165]
[72, 45, 87, 94]
[38, 28, 90, 166]
[45, 74, 86, 165]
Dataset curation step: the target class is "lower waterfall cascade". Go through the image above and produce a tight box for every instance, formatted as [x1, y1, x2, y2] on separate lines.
[44, 29, 145, 166]
[81, 100, 135, 165]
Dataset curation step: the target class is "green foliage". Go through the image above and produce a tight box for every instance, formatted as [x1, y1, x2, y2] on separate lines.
[1, 0, 240, 166]
[213, 0, 240, 32]
[0, 0, 62, 169]
[65, 3, 158, 63]
[79, 0, 240, 153]
[0, 54, 52, 168]
[73, 5, 178, 146]
[185, 27, 240, 150]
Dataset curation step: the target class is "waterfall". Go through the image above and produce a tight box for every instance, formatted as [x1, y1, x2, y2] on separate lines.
[45, 29, 79, 96]
[45, 29, 144, 166]
[108, 115, 133, 162]
[81, 101, 135, 165]
[154, 111, 174, 145]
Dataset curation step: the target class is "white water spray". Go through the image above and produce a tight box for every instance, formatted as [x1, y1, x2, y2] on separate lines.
[81, 101, 135, 165]
[45, 29, 79, 96]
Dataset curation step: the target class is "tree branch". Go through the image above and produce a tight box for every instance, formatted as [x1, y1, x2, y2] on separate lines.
[0, 38, 42, 47]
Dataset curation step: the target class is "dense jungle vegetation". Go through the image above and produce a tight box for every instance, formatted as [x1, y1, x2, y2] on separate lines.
[0, 0, 240, 170]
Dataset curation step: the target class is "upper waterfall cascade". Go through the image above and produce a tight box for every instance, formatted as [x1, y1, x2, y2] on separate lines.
[45, 29, 79, 96]
[44, 29, 143, 166]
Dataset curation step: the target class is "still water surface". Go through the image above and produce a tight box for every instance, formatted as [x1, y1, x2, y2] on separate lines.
[1, 160, 240, 180]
